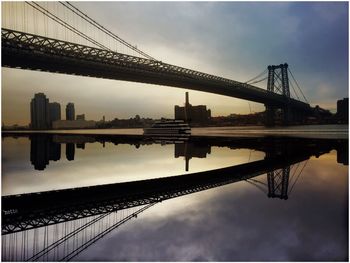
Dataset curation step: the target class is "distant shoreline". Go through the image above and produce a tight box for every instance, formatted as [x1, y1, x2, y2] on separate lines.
[2, 124, 348, 139]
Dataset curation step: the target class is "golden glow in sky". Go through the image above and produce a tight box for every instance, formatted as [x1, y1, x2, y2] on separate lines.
[1, 2, 348, 125]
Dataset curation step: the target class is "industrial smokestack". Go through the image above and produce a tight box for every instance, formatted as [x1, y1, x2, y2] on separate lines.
[184, 92, 190, 122]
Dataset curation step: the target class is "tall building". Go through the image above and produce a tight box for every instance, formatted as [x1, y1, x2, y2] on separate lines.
[30, 135, 61, 170]
[30, 93, 50, 129]
[49, 102, 61, 124]
[337, 98, 348, 123]
[66, 103, 75, 120]
[175, 92, 211, 124]
[66, 143, 75, 161]
[30, 135, 49, 170]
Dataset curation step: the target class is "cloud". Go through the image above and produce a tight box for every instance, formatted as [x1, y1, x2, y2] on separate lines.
[2, 2, 348, 125]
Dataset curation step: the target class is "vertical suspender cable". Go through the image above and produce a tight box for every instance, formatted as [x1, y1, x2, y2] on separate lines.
[60, 1, 156, 60]
[25, 1, 110, 50]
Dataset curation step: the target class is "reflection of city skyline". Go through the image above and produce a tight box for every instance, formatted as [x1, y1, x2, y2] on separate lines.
[3, 134, 348, 261]
[24, 134, 348, 202]
[5, 134, 348, 235]
[30, 136, 61, 170]
[25, 134, 348, 203]
[28, 135, 215, 172]
[30, 138, 75, 170]
[26, 134, 349, 172]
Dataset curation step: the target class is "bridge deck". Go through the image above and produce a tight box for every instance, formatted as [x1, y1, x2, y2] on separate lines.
[1, 156, 301, 235]
[2, 135, 341, 234]
[2, 28, 311, 111]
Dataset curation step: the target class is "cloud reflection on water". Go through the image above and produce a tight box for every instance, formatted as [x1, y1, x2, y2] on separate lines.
[2, 136, 348, 261]
[75, 151, 347, 261]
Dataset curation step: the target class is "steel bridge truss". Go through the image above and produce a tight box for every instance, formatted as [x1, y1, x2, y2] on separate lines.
[2, 170, 261, 235]
[2, 136, 338, 235]
[267, 64, 290, 98]
[2, 28, 310, 111]
[267, 166, 290, 200]
[265, 64, 304, 125]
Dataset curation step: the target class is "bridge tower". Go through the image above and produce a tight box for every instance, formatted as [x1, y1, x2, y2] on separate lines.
[267, 166, 290, 199]
[265, 63, 291, 126]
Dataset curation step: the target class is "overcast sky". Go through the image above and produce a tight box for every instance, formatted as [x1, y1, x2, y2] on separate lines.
[2, 1, 348, 126]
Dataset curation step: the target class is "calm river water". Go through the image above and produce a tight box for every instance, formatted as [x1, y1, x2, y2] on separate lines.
[1, 127, 348, 261]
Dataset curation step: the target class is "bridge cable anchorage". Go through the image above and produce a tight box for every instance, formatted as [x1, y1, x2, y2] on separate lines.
[60, 1, 156, 60]
[245, 68, 268, 84]
[25, 1, 110, 51]
[288, 160, 308, 196]
[288, 68, 308, 103]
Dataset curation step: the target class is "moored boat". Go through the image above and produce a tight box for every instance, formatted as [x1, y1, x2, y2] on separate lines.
[143, 120, 191, 136]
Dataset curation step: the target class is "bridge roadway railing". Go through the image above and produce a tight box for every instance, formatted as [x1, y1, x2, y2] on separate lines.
[2, 28, 310, 110]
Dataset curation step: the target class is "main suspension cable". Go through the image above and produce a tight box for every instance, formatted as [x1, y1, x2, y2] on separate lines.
[288, 160, 308, 195]
[61, 1, 156, 60]
[26, 1, 110, 50]
[249, 76, 268, 85]
[245, 68, 268, 84]
[288, 68, 308, 103]
[289, 79, 300, 100]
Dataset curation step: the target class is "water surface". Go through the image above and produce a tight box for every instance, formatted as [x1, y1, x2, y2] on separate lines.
[1, 133, 348, 261]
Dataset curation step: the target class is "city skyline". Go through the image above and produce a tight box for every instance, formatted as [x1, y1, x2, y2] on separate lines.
[2, 2, 348, 126]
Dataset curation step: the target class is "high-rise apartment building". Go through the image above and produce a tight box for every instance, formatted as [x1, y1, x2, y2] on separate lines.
[66, 103, 75, 120]
[30, 93, 50, 129]
[49, 102, 61, 123]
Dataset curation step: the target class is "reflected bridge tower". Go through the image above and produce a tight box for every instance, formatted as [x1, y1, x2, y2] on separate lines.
[267, 166, 290, 200]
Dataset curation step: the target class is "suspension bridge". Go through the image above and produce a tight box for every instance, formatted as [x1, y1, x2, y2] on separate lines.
[1, 3, 336, 261]
[2, 2, 313, 126]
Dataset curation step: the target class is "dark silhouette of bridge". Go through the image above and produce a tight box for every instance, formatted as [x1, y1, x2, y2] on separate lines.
[3, 135, 343, 236]
[2, 29, 311, 125]
[1, 2, 313, 125]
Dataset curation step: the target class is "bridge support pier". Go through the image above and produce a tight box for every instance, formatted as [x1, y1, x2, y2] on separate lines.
[265, 103, 307, 126]
[265, 104, 292, 126]
[282, 105, 291, 126]
[265, 105, 277, 126]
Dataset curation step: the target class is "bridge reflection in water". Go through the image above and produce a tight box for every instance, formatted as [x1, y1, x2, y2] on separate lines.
[1, 134, 348, 261]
